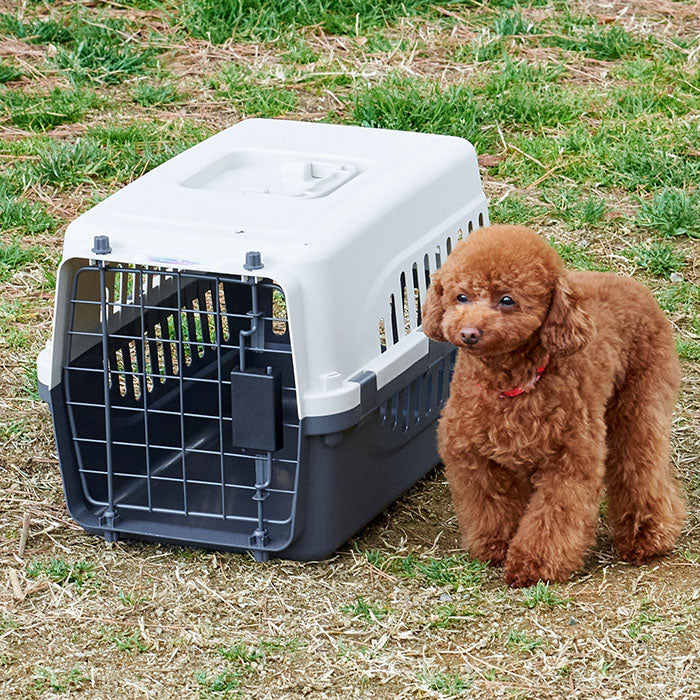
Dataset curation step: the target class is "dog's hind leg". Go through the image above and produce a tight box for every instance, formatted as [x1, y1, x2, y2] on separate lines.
[604, 350, 684, 564]
[443, 452, 531, 566]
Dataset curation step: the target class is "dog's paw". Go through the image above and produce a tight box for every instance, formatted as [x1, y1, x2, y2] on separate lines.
[468, 538, 510, 567]
[503, 546, 571, 588]
[614, 519, 677, 565]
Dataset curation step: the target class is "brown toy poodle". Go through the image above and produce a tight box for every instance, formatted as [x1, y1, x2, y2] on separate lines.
[422, 225, 684, 587]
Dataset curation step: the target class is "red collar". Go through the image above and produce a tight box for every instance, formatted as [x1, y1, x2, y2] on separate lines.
[498, 354, 549, 398]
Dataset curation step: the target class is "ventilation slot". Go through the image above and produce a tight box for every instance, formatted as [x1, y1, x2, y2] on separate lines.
[378, 351, 456, 438]
[412, 263, 422, 326]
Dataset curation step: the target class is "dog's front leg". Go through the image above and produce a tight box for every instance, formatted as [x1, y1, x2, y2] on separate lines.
[444, 451, 531, 566]
[503, 446, 604, 587]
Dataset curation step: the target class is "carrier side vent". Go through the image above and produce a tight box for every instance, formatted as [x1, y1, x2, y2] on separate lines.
[377, 220, 477, 353]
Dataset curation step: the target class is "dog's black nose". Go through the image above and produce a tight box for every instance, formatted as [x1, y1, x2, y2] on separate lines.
[460, 327, 482, 346]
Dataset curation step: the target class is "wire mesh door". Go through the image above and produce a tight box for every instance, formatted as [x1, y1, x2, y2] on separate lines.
[62, 263, 300, 556]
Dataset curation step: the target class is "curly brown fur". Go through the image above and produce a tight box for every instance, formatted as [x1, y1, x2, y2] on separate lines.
[423, 225, 685, 587]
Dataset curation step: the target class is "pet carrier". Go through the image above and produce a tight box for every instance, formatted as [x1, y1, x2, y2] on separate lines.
[37, 119, 489, 561]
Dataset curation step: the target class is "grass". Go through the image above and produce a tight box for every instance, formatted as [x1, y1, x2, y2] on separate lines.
[0, 240, 39, 281]
[340, 597, 388, 623]
[0, 1, 698, 699]
[25, 558, 96, 591]
[360, 549, 488, 590]
[102, 627, 151, 653]
[213, 66, 297, 117]
[180, 0, 463, 42]
[636, 189, 700, 238]
[33, 666, 88, 693]
[0, 190, 55, 234]
[132, 82, 181, 107]
[422, 671, 471, 696]
[521, 582, 571, 609]
[506, 629, 545, 654]
[54, 15, 155, 85]
[548, 238, 607, 272]
[352, 78, 491, 151]
[625, 243, 686, 278]
[0, 87, 100, 131]
[488, 194, 546, 225]
[0, 59, 22, 83]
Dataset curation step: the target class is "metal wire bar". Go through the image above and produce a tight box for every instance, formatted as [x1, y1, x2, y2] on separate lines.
[138, 268, 153, 511]
[98, 261, 118, 534]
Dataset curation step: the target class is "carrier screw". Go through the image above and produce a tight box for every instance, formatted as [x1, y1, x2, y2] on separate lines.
[92, 235, 112, 255]
[244, 251, 264, 271]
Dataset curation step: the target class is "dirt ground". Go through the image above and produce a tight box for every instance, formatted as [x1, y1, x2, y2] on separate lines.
[1, 0, 699, 698]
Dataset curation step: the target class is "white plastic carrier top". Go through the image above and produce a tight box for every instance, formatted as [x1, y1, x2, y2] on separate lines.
[40, 119, 488, 419]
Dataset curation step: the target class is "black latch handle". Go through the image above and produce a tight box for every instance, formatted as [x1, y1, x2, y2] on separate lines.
[231, 366, 283, 452]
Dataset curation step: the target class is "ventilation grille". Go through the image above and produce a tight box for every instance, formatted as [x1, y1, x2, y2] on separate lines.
[380, 215, 485, 354]
[379, 350, 456, 438]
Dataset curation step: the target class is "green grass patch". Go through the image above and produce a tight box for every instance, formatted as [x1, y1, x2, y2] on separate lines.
[340, 596, 388, 623]
[195, 669, 243, 696]
[421, 671, 471, 696]
[429, 601, 483, 629]
[636, 188, 700, 238]
[611, 85, 698, 119]
[521, 582, 571, 609]
[282, 37, 319, 64]
[2, 10, 155, 84]
[542, 187, 609, 228]
[0, 87, 100, 131]
[0, 13, 73, 44]
[102, 627, 151, 653]
[0, 190, 55, 234]
[548, 24, 647, 60]
[26, 138, 113, 188]
[213, 66, 297, 117]
[655, 280, 699, 316]
[627, 602, 662, 642]
[53, 14, 155, 85]
[496, 124, 700, 194]
[484, 72, 584, 128]
[453, 35, 506, 64]
[0, 60, 22, 84]
[493, 10, 539, 36]
[549, 238, 607, 272]
[624, 242, 685, 278]
[132, 82, 181, 107]
[352, 77, 491, 151]
[359, 548, 488, 591]
[217, 643, 263, 667]
[181, 0, 464, 43]
[676, 339, 700, 360]
[0, 240, 39, 280]
[33, 666, 88, 693]
[26, 558, 96, 591]
[489, 194, 546, 224]
[22, 121, 209, 189]
[0, 417, 32, 444]
[507, 629, 544, 654]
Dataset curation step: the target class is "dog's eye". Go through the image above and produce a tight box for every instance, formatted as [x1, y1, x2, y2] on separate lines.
[499, 296, 515, 307]
[457, 294, 469, 304]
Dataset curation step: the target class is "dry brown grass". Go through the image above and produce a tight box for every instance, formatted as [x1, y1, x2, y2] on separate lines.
[1, 0, 699, 697]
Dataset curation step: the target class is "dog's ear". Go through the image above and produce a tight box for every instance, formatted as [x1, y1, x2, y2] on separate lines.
[421, 271, 446, 342]
[540, 275, 593, 356]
